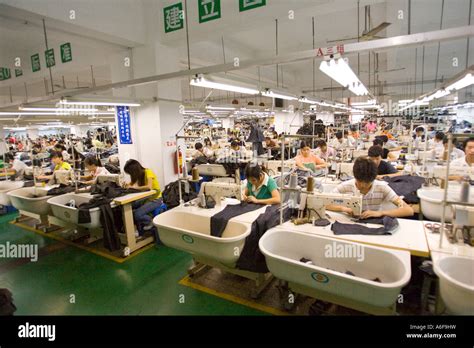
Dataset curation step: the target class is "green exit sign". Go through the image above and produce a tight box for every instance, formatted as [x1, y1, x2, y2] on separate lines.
[45, 48, 56, 68]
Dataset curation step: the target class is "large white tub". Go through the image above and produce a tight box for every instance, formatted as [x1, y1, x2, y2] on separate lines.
[48, 194, 103, 229]
[259, 230, 411, 308]
[418, 187, 474, 222]
[7, 187, 53, 216]
[153, 210, 251, 266]
[0, 181, 24, 206]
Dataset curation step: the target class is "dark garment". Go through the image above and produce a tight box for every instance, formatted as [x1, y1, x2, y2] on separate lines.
[383, 175, 425, 204]
[216, 157, 247, 176]
[0, 288, 16, 315]
[47, 184, 76, 196]
[90, 181, 140, 199]
[378, 160, 397, 175]
[210, 203, 263, 237]
[162, 180, 197, 209]
[236, 205, 292, 273]
[331, 216, 399, 235]
[381, 148, 390, 160]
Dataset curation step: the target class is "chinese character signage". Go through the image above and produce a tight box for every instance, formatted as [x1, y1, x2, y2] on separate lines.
[164, 2, 184, 33]
[45, 48, 56, 68]
[60, 43, 72, 63]
[239, 0, 266, 12]
[116, 106, 133, 145]
[31, 54, 41, 72]
[198, 0, 221, 23]
[15, 69, 23, 77]
[315, 45, 345, 57]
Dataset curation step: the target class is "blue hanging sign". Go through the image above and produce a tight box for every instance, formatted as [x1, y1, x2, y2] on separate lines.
[116, 106, 132, 144]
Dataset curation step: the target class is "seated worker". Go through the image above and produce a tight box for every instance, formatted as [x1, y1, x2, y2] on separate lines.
[203, 138, 216, 156]
[346, 130, 356, 148]
[330, 131, 349, 150]
[264, 137, 278, 149]
[413, 126, 425, 142]
[295, 141, 327, 172]
[327, 157, 414, 219]
[242, 164, 280, 205]
[373, 137, 398, 161]
[4, 153, 27, 181]
[440, 136, 465, 161]
[450, 137, 474, 168]
[229, 140, 242, 158]
[192, 142, 207, 159]
[81, 157, 110, 185]
[53, 143, 70, 162]
[36, 151, 72, 181]
[123, 159, 162, 234]
[368, 145, 401, 179]
[428, 131, 445, 151]
[315, 140, 337, 161]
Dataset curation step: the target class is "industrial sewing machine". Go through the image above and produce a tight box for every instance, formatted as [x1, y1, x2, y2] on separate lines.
[427, 165, 474, 185]
[197, 181, 245, 207]
[335, 162, 354, 179]
[298, 191, 362, 221]
[96, 174, 121, 185]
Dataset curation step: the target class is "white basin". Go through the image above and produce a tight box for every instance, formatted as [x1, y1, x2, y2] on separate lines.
[259, 229, 411, 308]
[433, 256, 474, 315]
[48, 194, 103, 229]
[0, 181, 24, 206]
[418, 187, 474, 222]
[7, 187, 53, 216]
[153, 210, 251, 266]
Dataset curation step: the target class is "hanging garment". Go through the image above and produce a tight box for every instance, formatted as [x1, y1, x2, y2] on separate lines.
[236, 205, 292, 273]
[331, 216, 399, 236]
[383, 175, 425, 204]
[47, 184, 77, 196]
[210, 202, 263, 237]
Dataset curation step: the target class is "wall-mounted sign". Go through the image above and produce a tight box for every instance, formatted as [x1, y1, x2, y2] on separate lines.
[0, 68, 11, 80]
[60, 43, 72, 63]
[45, 48, 56, 68]
[239, 0, 266, 12]
[164, 2, 184, 33]
[116, 106, 133, 145]
[198, 0, 221, 23]
[316, 45, 345, 57]
[31, 54, 41, 72]
[15, 69, 23, 77]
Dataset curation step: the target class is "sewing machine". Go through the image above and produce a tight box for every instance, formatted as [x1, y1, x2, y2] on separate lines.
[96, 174, 121, 185]
[197, 181, 245, 206]
[196, 164, 228, 177]
[430, 165, 474, 181]
[352, 149, 368, 159]
[335, 162, 354, 179]
[298, 192, 362, 220]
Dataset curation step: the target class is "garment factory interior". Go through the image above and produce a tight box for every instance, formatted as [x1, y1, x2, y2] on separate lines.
[0, 0, 473, 318]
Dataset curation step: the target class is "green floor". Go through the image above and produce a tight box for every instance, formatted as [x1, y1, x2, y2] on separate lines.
[0, 213, 267, 315]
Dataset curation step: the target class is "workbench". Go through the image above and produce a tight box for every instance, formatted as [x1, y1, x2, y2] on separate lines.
[113, 190, 157, 257]
[276, 212, 430, 257]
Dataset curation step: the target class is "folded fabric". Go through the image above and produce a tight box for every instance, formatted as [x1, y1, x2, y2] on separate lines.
[210, 202, 263, 237]
[331, 216, 399, 235]
[383, 175, 425, 204]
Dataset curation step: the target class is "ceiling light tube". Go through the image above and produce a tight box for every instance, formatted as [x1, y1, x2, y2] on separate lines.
[446, 73, 474, 91]
[59, 99, 141, 107]
[19, 107, 98, 112]
[262, 89, 298, 100]
[205, 106, 236, 110]
[190, 75, 259, 95]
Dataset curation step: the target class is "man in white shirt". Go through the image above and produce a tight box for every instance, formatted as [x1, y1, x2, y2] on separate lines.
[437, 136, 465, 160]
[330, 131, 349, 150]
[4, 153, 28, 181]
[428, 131, 445, 151]
[327, 157, 414, 219]
[450, 137, 474, 167]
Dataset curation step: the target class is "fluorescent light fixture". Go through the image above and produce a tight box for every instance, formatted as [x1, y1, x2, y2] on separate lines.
[319, 58, 369, 96]
[59, 99, 141, 107]
[0, 112, 71, 115]
[299, 97, 318, 104]
[262, 89, 298, 100]
[446, 73, 474, 91]
[205, 106, 236, 110]
[398, 99, 413, 104]
[351, 99, 376, 106]
[19, 107, 98, 112]
[190, 75, 259, 95]
[80, 112, 116, 115]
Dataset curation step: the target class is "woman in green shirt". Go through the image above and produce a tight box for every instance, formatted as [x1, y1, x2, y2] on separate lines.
[243, 164, 280, 205]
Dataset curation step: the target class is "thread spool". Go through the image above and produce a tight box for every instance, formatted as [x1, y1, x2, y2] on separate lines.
[289, 173, 298, 189]
[460, 180, 470, 202]
[307, 176, 315, 193]
[192, 167, 199, 181]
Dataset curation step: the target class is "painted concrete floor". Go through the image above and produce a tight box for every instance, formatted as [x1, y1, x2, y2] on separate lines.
[0, 213, 266, 316]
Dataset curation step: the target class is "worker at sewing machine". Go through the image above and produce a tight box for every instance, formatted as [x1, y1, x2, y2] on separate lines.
[330, 131, 350, 150]
[428, 131, 445, 152]
[3, 153, 27, 181]
[36, 151, 71, 181]
[81, 156, 110, 185]
[295, 141, 327, 172]
[368, 146, 402, 179]
[314, 140, 336, 162]
[327, 157, 414, 219]
[439, 136, 465, 161]
[449, 137, 474, 168]
[242, 164, 280, 205]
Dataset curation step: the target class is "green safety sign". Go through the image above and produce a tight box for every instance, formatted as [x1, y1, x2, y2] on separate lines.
[31, 54, 41, 72]
[198, 0, 221, 23]
[239, 0, 266, 12]
[15, 68, 22, 77]
[163, 2, 183, 33]
[60, 42, 72, 63]
[0, 68, 11, 81]
[45, 48, 56, 68]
